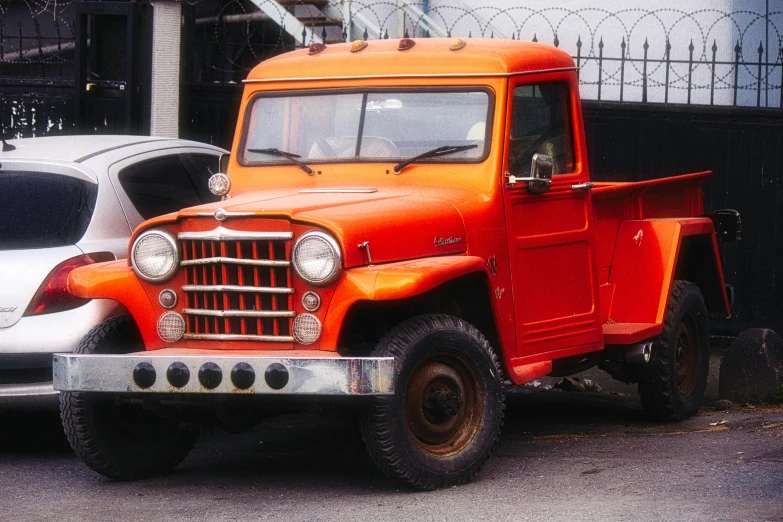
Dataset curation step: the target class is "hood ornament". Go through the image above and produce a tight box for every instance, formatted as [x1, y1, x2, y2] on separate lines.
[208, 172, 231, 197]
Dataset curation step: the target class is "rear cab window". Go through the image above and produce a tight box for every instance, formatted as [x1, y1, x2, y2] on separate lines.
[0, 171, 97, 250]
[118, 153, 220, 220]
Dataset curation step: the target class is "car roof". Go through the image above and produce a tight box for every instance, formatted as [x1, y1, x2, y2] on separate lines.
[0, 135, 213, 163]
[247, 38, 575, 83]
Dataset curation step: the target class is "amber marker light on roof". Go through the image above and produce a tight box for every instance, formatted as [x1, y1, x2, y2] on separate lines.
[449, 38, 467, 51]
[351, 40, 368, 53]
[398, 38, 416, 51]
[308, 43, 326, 55]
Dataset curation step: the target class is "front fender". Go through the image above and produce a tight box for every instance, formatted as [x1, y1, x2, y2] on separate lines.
[68, 261, 162, 349]
[320, 256, 489, 350]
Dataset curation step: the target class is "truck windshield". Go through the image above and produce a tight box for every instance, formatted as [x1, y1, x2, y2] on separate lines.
[241, 90, 491, 166]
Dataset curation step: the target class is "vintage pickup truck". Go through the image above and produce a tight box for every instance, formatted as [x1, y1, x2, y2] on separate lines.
[54, 38, 737, 490]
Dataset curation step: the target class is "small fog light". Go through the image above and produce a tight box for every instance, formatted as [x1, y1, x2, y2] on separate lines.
[292, 313, 321, 345]
[301, 291, 321, 312]
[157, 312, 185, 343]
[159, 289, 177, 309]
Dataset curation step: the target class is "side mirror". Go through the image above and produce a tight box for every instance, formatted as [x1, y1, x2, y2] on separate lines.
[505, 153, 553, 194]
[218, 153, 231, 174]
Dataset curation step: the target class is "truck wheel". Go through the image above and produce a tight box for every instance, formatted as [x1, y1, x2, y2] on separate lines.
[638, 281, 710, 421]
[360, 314, 504, 490]
[60, 315, 197, 480]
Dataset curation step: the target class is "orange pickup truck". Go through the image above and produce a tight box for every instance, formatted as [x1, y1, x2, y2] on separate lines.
[54, 38, 738, 489]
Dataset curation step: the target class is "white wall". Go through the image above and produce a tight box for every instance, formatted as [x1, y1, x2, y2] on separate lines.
[349, 0, 780, 106]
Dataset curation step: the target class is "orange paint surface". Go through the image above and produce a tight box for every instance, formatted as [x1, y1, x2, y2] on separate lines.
[66, 39, 730, 386]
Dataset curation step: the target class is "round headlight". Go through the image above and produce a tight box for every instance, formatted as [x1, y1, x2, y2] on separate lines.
[131, 230, 179, 283]
[292, 231, 341, 285]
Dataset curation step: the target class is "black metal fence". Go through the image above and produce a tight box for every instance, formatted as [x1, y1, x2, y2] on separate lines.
[0, 0, 77, 138]
[582, 101, 783, 336]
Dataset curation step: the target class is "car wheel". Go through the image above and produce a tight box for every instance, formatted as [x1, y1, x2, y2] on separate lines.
[60, 315, 198, 480]
[638, 281, 710, 421]
[360, 314, 505, 490]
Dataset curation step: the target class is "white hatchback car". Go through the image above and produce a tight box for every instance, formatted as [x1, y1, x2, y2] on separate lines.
[0, 135, 226, 408]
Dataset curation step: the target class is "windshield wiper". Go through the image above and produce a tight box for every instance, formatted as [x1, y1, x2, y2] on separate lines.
[393, 144, 478, 174]
[247, 148, 313, 175]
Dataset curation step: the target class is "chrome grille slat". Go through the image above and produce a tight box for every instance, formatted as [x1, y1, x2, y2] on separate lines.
[183, 308, 295, 318]
[181, 257, 290, 267]
[182, 284, 294, 294]
[183, 333, 295, 342]
[180, 229, 294, 341]
[179, 227, 293, 241]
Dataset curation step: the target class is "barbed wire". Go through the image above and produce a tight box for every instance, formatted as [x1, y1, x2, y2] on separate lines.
[2, 1, 783, 100]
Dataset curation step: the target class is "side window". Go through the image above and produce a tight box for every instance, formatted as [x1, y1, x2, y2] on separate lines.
[118, 154, 219, 220]
[508, 83, 574, 177]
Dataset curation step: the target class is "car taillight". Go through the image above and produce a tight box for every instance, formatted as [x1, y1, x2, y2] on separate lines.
[23, 252, 115, 317]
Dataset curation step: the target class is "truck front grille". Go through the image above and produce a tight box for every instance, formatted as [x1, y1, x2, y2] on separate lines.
[178, 229, 295, 342]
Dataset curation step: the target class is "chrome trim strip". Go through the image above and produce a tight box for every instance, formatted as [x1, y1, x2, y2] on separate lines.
[178, 226, 293, 241]
[180, 257, 290, 268]
[194, 210, 255, 218]
[183, 333, 295, 342]
[242, 68, 578, 84]
[182, 284, 294, 294]
[53, 353, 395, 396]
[299, 188, 378, 194]
[0, 382, 57, 398]
[182, 308, 295, 318]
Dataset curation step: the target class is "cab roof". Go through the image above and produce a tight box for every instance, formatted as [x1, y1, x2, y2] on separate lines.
[246, 38, 575, 82]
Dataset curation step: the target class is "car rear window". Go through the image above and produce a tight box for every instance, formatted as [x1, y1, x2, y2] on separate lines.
[0, 171, 98, 250]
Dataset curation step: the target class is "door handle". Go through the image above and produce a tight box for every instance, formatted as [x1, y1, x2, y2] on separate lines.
[571, 182, 594, 192]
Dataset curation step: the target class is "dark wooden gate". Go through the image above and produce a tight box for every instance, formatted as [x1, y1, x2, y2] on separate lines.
[582, 101, 783, 336]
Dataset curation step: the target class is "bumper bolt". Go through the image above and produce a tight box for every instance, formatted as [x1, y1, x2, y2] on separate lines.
[230, 362, 256, 390]
[132, 362, 156, 389]
[198, 362, 223, 389]
[264, 363, 289, 390]
[166, 362, 190, 388]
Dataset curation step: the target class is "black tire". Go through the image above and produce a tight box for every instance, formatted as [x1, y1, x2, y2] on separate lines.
[360, 314, 505, 490]
[638, 281, 710, 421]
[60, 315, 198, 480]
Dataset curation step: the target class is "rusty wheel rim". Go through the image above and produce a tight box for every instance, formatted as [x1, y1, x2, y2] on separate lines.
[674, 313, 701, 397]
[404, 352, 484, 457]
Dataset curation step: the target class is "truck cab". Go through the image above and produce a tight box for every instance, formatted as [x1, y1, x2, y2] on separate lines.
[54, 38, 733, 489]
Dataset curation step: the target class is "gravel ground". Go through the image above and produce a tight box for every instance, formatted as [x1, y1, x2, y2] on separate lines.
[1, 383, 782, 522]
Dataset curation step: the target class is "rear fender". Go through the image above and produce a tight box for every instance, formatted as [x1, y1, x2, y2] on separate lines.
[607, 218, 730, 328]
[68, 261, 162, 349]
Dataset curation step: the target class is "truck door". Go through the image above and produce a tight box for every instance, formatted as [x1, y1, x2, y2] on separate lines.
[502, 75, 603, 359]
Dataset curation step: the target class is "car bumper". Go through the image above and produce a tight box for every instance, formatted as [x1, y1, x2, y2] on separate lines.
[53, 349, 395, 396]
[0, 299, 125, 355]
[0, 382, 58, 409]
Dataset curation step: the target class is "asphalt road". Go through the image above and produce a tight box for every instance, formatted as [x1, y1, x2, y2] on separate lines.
[1, 381, 782, 522]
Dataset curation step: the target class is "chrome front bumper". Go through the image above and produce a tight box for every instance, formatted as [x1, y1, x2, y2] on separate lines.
[53, 351, 395, 396]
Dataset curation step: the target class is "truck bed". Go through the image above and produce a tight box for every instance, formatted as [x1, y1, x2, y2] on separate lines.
[591, 171, 717, 344]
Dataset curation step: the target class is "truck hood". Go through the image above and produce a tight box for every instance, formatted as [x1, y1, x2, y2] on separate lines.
[176, 189, 467, 267]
